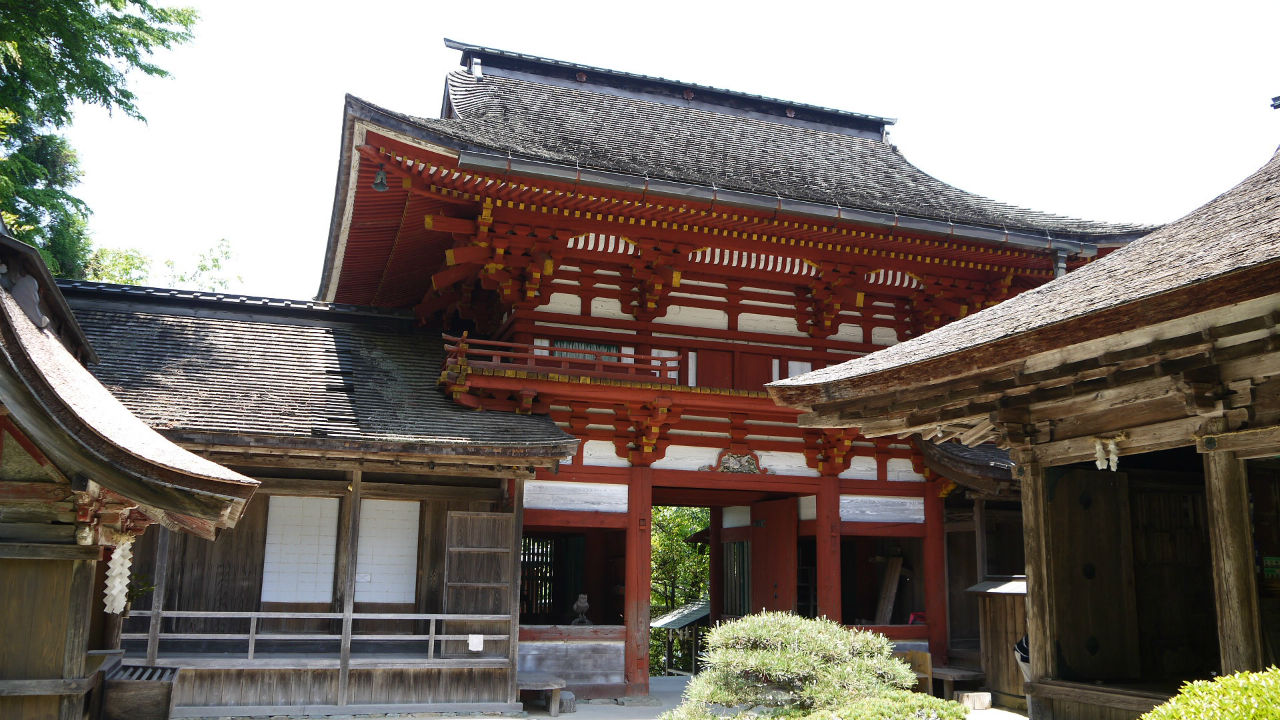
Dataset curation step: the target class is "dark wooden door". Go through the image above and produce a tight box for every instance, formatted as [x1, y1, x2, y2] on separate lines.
[735, 353, 774, 391]
[1046, 469, 1140, 680]
[696, 349, 732, 388]
[750, 498, 798, 613]
[442, 511, 516, 657]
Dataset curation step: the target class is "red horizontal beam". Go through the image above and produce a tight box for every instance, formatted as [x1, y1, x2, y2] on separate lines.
[523, 509, 628, 529]
[650, 469, 821, 492]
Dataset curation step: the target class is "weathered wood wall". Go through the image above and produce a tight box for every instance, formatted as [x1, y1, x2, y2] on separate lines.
[172, 666, 512, 707]
[0, 558, 72, 720]
[518, 626, 625, 697]
[1129, 475, 1218, 681]
[1047, 700, 1145, 720]
[977, 592, 1026, 700]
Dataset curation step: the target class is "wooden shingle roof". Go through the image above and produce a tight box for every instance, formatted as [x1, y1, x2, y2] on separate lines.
[770, 146, 1280, 409]
[366, 66, 1146, 240]
[60, 283, 577, 461]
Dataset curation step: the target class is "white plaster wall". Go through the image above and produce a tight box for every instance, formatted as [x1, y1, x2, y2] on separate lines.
[582, 439, 629, 467]
[787, 360, 813, 376]
[739, 312, 806, 337]
[650, 445, 721, 471]
[871, 327, 899, 346]
[355, 499, 419, 603]
[831, 323, 864, 343]
[261, 496, 339, 603]
[537, 292, 582, 315]
[722, 506, 751, 528]
[590, 296, 630, 319]
[653, 305, 729, 330]
[839, 495, 924, 523]
[887, 458, 926, 482]
[525, 480, 628, 513]
[757, 451, 819, 477]
[798, 495, 816, 521]
[838, 456, 879, 481]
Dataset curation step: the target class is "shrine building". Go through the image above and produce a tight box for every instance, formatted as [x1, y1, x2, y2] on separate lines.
[6, 40, 1162, 717]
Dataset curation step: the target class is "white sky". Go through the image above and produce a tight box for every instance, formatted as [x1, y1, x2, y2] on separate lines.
[63, 0, 1280, 300]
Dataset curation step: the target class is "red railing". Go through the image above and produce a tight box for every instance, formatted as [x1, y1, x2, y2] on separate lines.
[443, 333, 682, 384]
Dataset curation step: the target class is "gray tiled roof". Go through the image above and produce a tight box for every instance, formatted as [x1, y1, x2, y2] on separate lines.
[59, 282, 575, 458]
[773, 147, 1280, 391]
[369, 69, 1147, 238]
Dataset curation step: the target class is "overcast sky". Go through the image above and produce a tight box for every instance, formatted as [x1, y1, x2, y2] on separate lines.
[62, 1, 1280, 300]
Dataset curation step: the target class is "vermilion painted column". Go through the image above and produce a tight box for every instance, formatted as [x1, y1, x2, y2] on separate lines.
[923, 480, 948, 662]
[709, 507, 723, 623]
[624, 467, 653, 695]
[816, 476, 842, 622]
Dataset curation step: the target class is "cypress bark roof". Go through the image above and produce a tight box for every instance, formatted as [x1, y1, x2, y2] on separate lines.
[364, 64, 1147, 239]
[60, 283, 576, 460]
[770, 147, 1280, 406]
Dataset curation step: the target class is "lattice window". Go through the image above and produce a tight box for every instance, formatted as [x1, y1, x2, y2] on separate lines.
[521, 536, 557, 616]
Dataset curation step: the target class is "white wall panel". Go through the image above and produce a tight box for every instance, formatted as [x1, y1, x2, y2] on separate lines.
[838, 456, 879, 480]
[650, 445, 721, 471]
[590, 296, 629, 319]
[887, 457, 926, 482]
[582, 439, 629, 467]
[355, 499, 420, 603]
[261, 496, 339, 603]
[839, 495, 924, 523]
[525, 480, 628, 513]
[537, 292, 582, 315]
[654, 305, 729, 330]
[871, 326, 898, 346]
[722, 506, 751, 528]
[756, 450, 819, 477]
[739, 312, 805, 337]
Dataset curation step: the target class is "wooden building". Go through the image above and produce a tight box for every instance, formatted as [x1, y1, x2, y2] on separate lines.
[306, 39, 1146, 697]
[0, 225, 258, 720]
[54, 281, 576, 717]
[770, 147, 1280, 718]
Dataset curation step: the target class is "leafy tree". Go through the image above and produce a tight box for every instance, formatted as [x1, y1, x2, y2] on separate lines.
[651, 505, 709, 614]
[85, 246, 150, 284]
[162, 237, 240, 292]
[0, 0, 196, 277]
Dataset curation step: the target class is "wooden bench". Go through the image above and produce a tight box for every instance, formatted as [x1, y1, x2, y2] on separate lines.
[931, 665, 984, 699]
[518, 671, 567, 716]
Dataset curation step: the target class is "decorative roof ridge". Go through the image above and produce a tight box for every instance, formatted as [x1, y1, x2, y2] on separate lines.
[444, 38, 896, 130]
[57, 280, 416, 323]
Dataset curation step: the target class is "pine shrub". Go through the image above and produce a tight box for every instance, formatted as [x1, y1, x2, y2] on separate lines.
[661, 612, 965, 720]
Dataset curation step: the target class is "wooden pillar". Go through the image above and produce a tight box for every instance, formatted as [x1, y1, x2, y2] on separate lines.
[145, 528, 170, 666]
[816, 476, 842, 622]
[337, 470, 362, 706]
[709, 507, 723, 623]
[973, 499, 988, 581]
[1203, 421, 1264, 673]
[59, 558, 95, 720]
[1019, 461, 1055, 720]
[624, 467, 652, 695]
[923, 481, 947, 661]
[508, 476, 525, 705]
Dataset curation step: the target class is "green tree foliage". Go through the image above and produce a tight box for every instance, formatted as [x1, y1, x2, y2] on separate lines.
[0, 0, 196, 277]
[1141, 667, 1280, 720]
[663, 613, 965, 720]
[84, 245, 150, 284]
[651, 506, 710, 613]
[162, 237, 240, 292]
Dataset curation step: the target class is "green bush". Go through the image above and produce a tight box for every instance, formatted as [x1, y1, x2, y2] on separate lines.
[660, 612, 964, 720]
[1141, 666, 1280, 720]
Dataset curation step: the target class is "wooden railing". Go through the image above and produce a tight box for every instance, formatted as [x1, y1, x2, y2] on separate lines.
[121, 610, 511, 666]
[443, 333, 681, 384]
